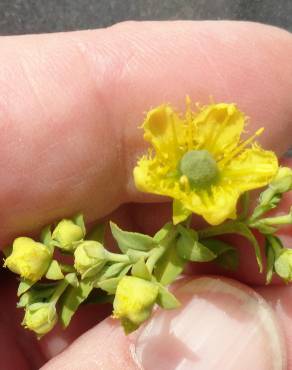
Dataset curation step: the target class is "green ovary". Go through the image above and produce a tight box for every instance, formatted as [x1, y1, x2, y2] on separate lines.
[179, 150, 219, 187]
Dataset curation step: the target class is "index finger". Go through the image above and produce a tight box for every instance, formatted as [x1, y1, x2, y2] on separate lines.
[0, 21, 292, 243]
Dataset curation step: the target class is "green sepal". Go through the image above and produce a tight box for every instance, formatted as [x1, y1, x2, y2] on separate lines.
[45, 260, 64, 280]
[65, 272, 79, 288]
[154, 244, 186, 286]
[172, 199, 192, 225]
[157, 285, 180, 309]
[131, 258, 151, 280]
[86, 223, 105, 244]
[110, 222, 156, 253]
[59, 280, 93, 328]
[73, 213, 86, 235]
[203, 239, 239, 271]
[176, 226, 216, 262]
[17, 279, 35, 297]
[98, 277, 122, 294]
[199, 221, 262, 272]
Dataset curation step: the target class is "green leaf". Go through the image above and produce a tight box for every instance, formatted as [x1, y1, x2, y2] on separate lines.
[60, 280, 93, 327]
[73, 213, 86, 235]
[65, 273, 79, 288]
[154, 244, 186, 286]
[203, 239, 239, 271]
[45, 260, 64, 280]
[131, 258, 151, 280]
[199, 221, 263, 272]
[265, 237, 275, 284]
[176, 226, 216, 262]
[17, 279, 35, 297]
[86, 223, 105, 244]
[110, 222, 156, 253]
[98, 277, 122, 294]
[157, 286, 180, 309]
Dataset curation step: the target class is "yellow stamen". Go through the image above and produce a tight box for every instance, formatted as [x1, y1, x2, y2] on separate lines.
[220, 127, 264, 166]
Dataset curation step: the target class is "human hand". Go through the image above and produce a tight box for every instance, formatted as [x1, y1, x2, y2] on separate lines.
[1, 21, 292, 369]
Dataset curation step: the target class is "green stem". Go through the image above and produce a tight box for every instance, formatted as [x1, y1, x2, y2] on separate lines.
[256, 213, 292, 226]
[106, 251, 131, 263]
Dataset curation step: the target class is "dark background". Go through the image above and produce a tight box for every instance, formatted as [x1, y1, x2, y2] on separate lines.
[0, 0, 291, 154]
[0, 0, 291, 35]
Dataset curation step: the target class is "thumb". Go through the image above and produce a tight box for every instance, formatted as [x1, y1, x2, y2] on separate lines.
[41, 277, 285, 370]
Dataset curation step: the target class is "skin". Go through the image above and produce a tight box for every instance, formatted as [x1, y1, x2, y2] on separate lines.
[0, 21, 292, 369]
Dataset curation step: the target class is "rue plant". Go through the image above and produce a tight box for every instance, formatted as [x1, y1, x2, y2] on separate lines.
[3, 99, 292, 337]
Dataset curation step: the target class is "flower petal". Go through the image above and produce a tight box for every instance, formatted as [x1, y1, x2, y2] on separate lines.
[194, 103, 245, 159]
[220, 146, 278, 192]
[182, 186, 239, 225]
[143, 105, 185, 160]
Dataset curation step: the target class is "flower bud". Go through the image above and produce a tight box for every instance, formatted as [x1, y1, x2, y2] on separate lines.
[113, 276, 159, 333]
[271, 167, 292, 193]
[274, 248, 292, 282]
[23, 302, 57, 336]
[52, 219, 84, 251]
[74, 241, 107, 276]
[4, 237, 52, 282]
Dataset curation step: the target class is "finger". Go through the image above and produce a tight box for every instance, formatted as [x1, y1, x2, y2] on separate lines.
[256, 284, 292, 367]
[41, 277, 285, 370]
[1, 21, 292, 243]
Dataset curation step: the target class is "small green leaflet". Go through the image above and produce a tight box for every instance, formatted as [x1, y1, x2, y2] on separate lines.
[40, 225, 53, 247]
[98, 277, 122, 294]
[176, 226, 216, 262]
[203, 239, 239, 271]
[154, 244, 186, 286]
[265, 237, 276, 284]
[59, 280, 93, 328]
[157, 285, 180, 309]
[110, 222, 157, 253]
[153, 223, 173, 243]
[199, 221, 263, 272]
[86, 223, 105, 244]
[73, 213, 86, 235]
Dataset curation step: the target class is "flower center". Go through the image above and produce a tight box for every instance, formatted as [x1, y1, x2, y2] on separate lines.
[179, 150, 219, 187]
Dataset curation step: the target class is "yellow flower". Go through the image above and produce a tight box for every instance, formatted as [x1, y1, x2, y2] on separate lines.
[134, 100, 278, 225]
[4, 237, 52, 282]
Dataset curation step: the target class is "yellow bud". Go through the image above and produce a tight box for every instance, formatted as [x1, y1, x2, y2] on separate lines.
[23, 302, 57, 336]
[113, 276, 159, 333]
[275, 249, 292, 282]
[74, 241, 107, 276]
[52, 219, 84, 251]
[4, 237, 52, 282]
[272, 167, 292, 193]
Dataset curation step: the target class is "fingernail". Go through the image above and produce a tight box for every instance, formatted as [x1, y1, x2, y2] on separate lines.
[135, 277, 286, 370]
